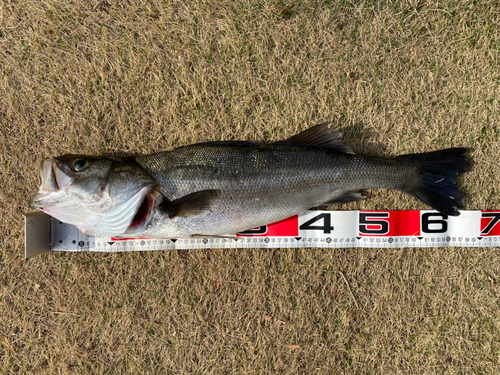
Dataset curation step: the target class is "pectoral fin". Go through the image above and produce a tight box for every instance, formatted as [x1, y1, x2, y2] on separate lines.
[160, 190, 220, 218]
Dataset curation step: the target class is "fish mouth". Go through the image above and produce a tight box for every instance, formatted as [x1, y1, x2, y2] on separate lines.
[29, 159, 73, 209]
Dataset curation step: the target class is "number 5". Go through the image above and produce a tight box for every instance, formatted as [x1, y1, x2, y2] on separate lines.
[359, 212, 389, 235]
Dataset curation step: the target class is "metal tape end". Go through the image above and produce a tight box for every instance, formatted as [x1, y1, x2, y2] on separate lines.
[24, 212, 52, 259]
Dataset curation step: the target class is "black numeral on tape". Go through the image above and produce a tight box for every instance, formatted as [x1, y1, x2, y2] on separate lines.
[359, 212, 389, 235]
[481, 212, 500, 234]
[299, 213, 334, 234]
[422, 213, 448, 233]
[239, 226, 267, 235]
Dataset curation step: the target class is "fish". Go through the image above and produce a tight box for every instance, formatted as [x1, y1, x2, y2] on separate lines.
[29, 123, 469, 238]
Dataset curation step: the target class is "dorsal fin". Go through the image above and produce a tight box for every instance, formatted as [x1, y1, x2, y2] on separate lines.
[273, 122, 354, 154]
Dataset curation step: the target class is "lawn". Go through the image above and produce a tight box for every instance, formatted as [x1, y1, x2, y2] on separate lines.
[1, 0, 500, 373]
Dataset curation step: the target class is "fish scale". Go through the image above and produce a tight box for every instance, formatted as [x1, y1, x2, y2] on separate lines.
[134, 145, 418, 238]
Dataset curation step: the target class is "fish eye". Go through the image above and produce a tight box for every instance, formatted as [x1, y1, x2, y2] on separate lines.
[72, 158, 90, 172]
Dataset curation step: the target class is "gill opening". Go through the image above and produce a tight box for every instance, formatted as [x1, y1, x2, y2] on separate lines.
[126, 193, 153, 234]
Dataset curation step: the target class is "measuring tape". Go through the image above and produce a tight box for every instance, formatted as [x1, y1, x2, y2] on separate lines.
[24, 210, 500, 258]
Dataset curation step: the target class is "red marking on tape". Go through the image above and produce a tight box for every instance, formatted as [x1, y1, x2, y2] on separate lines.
[480, 211, 500, 236]
[237, 215, 299, 237]
[359, 210, 421, 237]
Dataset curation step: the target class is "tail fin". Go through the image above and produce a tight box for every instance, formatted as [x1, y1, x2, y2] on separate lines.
[402, 148, 469, 216]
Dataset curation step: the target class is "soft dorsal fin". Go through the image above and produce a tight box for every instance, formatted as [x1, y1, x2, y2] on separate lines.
[273, 122, 354, 154]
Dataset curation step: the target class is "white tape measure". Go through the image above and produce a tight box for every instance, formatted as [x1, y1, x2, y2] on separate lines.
[24, 210, 500, 258]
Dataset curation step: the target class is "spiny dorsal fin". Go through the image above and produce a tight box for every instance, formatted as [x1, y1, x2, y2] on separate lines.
[273, 122, 354, 154]
[159, 189, 220, 218]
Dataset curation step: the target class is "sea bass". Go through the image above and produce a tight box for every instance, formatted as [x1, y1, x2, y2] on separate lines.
[29, 124, 469, 238]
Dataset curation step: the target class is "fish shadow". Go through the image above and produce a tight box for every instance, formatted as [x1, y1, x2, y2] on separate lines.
[336, 122, 392, 157]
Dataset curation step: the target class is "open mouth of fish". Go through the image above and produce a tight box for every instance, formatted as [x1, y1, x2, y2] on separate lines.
[29, 160, 157, 235]
[37, 159, 72, 195]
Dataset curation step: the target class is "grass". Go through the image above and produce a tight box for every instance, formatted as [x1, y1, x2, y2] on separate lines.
[1, 0, 500, 373]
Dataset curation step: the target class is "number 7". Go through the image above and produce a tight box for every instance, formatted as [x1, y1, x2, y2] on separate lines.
[481, 212, 500, 235]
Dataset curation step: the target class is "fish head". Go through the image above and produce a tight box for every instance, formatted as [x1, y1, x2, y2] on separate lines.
[29, 155, 159, 236]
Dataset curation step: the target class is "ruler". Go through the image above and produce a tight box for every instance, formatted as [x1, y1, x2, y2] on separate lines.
[24, 210, 500, 258]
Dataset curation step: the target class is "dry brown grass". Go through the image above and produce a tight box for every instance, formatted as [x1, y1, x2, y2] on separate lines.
[1, 0, 500, 373]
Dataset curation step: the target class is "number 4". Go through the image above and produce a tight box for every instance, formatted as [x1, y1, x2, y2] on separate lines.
[299, 213, 334, 234]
